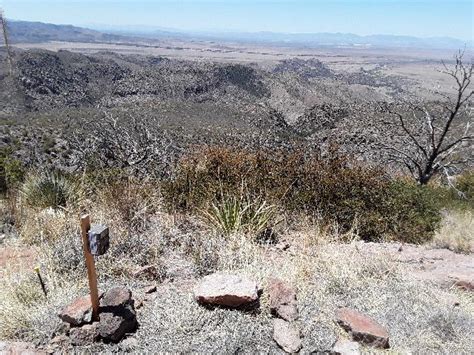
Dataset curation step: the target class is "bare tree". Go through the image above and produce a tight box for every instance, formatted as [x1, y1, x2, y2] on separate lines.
[0, 9, 13, 76]
[69, 111, 175, 178]
[377, 51, 473, 185]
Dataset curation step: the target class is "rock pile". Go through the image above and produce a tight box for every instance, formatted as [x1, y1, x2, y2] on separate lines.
[268, 278, 302, 353]
[58, 286, 138, 346]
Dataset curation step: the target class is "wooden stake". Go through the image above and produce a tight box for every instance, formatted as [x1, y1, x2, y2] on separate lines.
[80, 214, 100, 321]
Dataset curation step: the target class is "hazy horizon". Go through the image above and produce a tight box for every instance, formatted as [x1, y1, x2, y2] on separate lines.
[2, 0, 473, 41]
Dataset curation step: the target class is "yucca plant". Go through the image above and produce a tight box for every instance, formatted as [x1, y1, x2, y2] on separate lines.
[20, 171, 82, 210]
[202, 194, 280, 236]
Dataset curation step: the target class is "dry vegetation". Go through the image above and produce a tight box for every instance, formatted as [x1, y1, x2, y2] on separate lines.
[1, 148, 473, 353]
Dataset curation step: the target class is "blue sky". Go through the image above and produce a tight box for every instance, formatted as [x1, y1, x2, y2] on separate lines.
[1, 0, 473, 40]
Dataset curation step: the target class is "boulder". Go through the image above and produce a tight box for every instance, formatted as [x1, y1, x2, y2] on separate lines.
[268, 278, 298, 321]
[336, 308, 389, 349]
[332, 338, 361, 355]
[98, 287, 138, 343]
[194, 273, 259, 308]
[69, 323, 99, 346]
[59, 295, 93, 327]
[273, 319, 302, 353]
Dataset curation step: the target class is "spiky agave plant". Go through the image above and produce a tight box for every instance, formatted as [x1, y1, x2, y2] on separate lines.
[202, 194, 280, 236]
[20, 171, 82, 210]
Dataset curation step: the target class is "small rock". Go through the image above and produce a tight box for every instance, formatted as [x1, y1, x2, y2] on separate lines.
[100, 287, 133, 308]
[58, 296, 93, 326]
[69, 323, 99, 346]
[268, 278, 298, 321]
[332, 338, 361, 355]
[273, 319, 302, 353]
[336, 308, 389, 349]
[143, 285, 157, 294]
[194, 273, 259, 308]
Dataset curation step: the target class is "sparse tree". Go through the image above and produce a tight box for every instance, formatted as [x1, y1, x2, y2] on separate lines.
[377, 51, 473, 185]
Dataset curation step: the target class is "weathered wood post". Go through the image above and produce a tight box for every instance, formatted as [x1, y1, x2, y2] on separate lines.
[80, 214, 100, 321]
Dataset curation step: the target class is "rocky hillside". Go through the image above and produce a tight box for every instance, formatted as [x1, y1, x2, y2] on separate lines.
[1, 49, 406, 130]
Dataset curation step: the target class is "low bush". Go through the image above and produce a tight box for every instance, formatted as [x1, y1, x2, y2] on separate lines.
[163, 146, 441, 242]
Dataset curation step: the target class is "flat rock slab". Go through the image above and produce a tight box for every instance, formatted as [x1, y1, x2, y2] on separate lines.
[268, 278, 298, 321]
[59, 295, 93, 327]
[336, 308, 389, 349]
[273, 319, 302, 353]
[194, 273, 258, 308]
[332, 338, 361, 355]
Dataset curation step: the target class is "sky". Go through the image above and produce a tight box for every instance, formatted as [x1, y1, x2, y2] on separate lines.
[1, 0, 473, 40]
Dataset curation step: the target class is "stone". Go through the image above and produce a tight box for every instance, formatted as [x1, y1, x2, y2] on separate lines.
[143, 285, 157, 294]
[58, 296, 93, 326]
[336, 308, 389, 349]
[133, 265, 160, 280]
[69, 323, 99, 346]
[268, 278, 298, 321]
[332, 338, 361, 355]
[272, 319, 302, 353]
[194, 273, 259, 308]
[98, 287, 138, 343]
[98, 307, 138, 343]
[100, 287, 133, 308]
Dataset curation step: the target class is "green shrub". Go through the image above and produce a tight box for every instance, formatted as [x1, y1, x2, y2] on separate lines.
[454, 171, 474, 209]
[163, 146, 441, 243]
[20, 171, 82, 210]
[0, 147, 25, 194]
[382, 180, 441, 243]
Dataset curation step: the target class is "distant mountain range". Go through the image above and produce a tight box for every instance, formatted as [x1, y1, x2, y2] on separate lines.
[6, 20, 472, 50]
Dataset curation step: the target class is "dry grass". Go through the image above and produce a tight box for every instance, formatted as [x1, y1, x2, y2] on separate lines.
[0, 182, 473, 353]
[432, 210, 474, 254]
